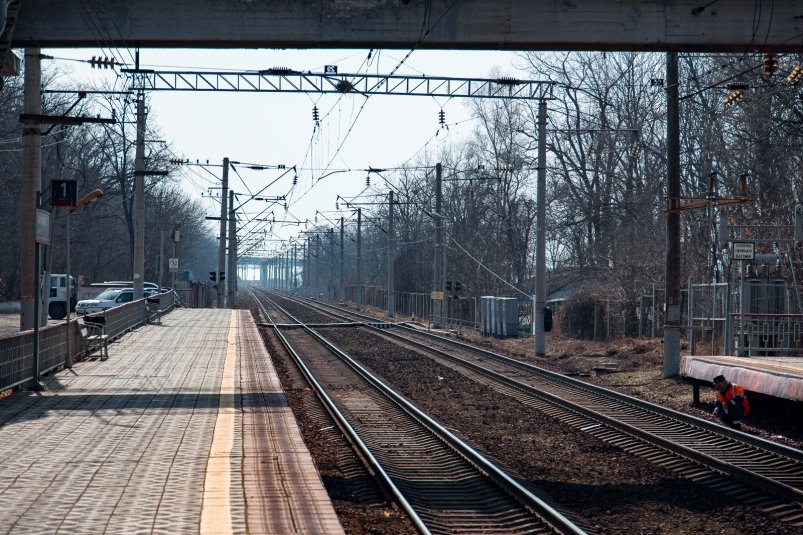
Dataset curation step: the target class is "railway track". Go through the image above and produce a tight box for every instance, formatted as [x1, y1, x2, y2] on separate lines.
[265, 291, 803, 526]
[251, 289, 588, 535]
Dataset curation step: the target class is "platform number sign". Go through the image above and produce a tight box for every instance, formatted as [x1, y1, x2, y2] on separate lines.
[51, 179, 77, 207]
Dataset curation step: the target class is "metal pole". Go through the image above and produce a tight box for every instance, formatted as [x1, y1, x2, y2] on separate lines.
[218, 157, 229, 308]
[357, 208, 363, 311]
[663, 51, 682, 377]
[65, 213, 72, 369]
[329, 228, 335, 301]
[158, 229, 165, 290]
[534, 99, 547, 356]
[20, 48, 41, 332]
[133, 94, 145, 300]
[171, 222, 178, 289]
[227, 189, 236, 308]
[339, 217, 344, 301]
[313, 234, 321, 300]
[433, 163, 443, 328]
[388, 190, 395, 317]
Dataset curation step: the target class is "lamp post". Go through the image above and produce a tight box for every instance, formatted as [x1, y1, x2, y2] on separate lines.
[65, 188, 103, 368]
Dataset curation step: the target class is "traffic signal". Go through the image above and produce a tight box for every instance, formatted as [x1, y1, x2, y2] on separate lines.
[762, 53, 778, 77]
[209, 271, 216, 282]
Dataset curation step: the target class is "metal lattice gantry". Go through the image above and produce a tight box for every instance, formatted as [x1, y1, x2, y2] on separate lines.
[122, 69, 556, 101]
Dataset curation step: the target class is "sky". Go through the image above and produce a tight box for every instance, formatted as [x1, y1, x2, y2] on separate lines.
[44, 47, 529, 258]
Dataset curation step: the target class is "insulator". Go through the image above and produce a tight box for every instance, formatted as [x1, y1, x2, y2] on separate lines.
[366, 175, 370, 186]
[762, 53, 778, 77]
[787, 64, 803, 85]
[438, 109, 446, 126]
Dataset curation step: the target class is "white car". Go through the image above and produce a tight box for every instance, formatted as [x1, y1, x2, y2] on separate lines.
[75, 288, 134, 316]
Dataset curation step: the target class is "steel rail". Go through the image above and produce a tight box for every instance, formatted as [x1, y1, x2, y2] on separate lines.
[253, 288, 587, 535]
[249, 289, 431, 535]
[284, 294, 803, 509]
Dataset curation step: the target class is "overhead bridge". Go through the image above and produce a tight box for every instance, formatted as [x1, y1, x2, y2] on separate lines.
[9, 0, 803, 52]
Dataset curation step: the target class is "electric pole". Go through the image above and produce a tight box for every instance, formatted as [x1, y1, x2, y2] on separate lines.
[357, 208, 363, 311]
[217, 157, 229, 308]
[227, 189, 236, 308]
[534, 99, 547, 356]
[664, 51, 682, 377]
[388, 190, 395, 317]
[433, 163, 444, 328]
[133, 93, 145, 300]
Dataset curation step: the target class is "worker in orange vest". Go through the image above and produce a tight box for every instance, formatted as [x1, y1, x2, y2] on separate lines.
[712, 374, 750, 430]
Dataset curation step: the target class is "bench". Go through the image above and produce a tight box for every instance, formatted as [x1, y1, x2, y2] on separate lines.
[82, 321, 109, 360]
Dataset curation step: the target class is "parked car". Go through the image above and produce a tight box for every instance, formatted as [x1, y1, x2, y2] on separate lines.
[75, 288, 134, 316]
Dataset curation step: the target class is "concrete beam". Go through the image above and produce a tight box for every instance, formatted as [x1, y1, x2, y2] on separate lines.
[11, 0, 803, 52]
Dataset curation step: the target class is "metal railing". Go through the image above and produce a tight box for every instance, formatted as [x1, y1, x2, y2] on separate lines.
[0, 293, 176, 393]
[732, 312, 803, 357]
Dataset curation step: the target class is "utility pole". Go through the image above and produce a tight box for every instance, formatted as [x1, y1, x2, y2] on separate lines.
[534, 99, 547, 356]
[217, 157, 229, 308]
[227, 189, 236, 308]
[292, 243, 297, 291]
[664, 51, 682, 377]
[357, 208, 363, 311]
[133, 93, 145, 300]
[388, 190, 395, 317]
[158, 229, 165, 290]
[20, 48, 41, 332]
[171, 222, 179, 289]
[433, 163, 444, 328]
[314, 234, 320, 300]
[339, 217, 344, 301]
[329, 228, 335, 301]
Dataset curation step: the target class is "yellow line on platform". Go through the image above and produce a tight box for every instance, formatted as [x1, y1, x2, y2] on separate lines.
[201, 310, 238, 535]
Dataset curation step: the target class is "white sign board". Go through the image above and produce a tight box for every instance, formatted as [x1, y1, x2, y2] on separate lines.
[732, 241, 755, 260]
[169, 258, 179, 272]
[35, 209, 51, 245]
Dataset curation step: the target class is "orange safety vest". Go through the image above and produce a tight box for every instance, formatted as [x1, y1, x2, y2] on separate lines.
[716, 382, 750, 417]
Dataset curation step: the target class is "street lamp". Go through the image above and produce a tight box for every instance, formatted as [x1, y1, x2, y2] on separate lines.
[65, 188, 103, 368]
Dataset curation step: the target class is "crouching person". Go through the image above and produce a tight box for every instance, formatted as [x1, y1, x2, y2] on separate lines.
[712, 374, 750, 430]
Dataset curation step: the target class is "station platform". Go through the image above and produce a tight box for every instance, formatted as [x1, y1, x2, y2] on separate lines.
[0, 308, 344, 534]
[681, 354, 803, 402]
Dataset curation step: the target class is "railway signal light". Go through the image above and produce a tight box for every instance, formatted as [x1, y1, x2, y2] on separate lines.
[762, 53, 778, 77]
[220, 272, 225, 281]
[209, 271, 216, 282]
